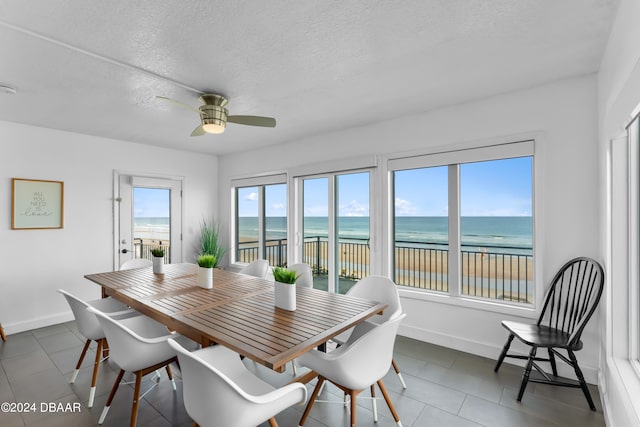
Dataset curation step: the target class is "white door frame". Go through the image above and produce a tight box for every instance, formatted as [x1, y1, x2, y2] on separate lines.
[113, 170, 185, 270]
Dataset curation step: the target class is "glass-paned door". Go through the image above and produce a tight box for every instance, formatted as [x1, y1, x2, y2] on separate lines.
[236, 186, 260, 263]
[264, 184, 287, 267]
[301, 171, 371, 293]
[117, 175, 182, 269]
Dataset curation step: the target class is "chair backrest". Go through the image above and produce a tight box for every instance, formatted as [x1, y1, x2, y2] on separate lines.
[346, 275, 402, 323]
[290, 263, 313, 288]
[538, 257, 604, 345]
[86, 306, 175, 372]
[239, 259, 269, 278]
[330, 313, 406, 390]
[58, 289, 104, 341]
[119, 258, 152, 270]
[168, 338, 307, 427]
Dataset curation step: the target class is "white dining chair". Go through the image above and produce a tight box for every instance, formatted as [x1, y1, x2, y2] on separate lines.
[239, 259, 269, 278]
[87, 306, 193, 427]
[289, 262, 313, 288]
[119, 258, 153, 270]
[297, 313, 406, 426]
[333, 275, 407, 389]
[168, 338, 307, 427]
[57, 289, 137, 407]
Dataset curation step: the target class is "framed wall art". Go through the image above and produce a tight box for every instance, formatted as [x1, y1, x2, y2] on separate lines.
[11, 178, 64, 229]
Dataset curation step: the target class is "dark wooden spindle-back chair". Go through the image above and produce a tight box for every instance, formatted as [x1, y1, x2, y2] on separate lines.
[494, 257, 604, 410]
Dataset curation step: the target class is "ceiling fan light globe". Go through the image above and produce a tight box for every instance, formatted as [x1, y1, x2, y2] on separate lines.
[202, 122, 225, 134]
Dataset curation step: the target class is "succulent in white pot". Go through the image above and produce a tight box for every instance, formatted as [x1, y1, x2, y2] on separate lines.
[197, 254, 217, 289]
[272, 267, 300, 311]
[151, 248, 165, 274]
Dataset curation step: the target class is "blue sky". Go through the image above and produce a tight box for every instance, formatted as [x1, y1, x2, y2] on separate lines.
[234, 156, 533, 218]
[133, 187, 170, 217]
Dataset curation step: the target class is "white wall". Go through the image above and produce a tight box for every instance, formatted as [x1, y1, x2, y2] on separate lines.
[0, 121, 218, 334]
[218, 75, 601, 381]
[597, 0, 640, 425]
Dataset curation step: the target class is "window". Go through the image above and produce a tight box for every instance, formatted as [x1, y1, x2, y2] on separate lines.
[233, 175, 287, 267]
[300, 171, 372, 294]
[389, 141, 534, 305]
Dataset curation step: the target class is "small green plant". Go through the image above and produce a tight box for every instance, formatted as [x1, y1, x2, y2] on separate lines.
[272, 266, 300, 284]
[151, 248, 165, 257]
[197, 254, 217, 268]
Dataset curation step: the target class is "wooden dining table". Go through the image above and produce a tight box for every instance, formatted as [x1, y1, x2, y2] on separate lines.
[84, 263, 387, 374]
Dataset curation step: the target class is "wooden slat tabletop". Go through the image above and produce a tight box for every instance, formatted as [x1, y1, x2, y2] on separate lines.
[85, 263, 386, 372]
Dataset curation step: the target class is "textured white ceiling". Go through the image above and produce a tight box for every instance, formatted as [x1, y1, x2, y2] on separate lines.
[0, 0, 620, 155]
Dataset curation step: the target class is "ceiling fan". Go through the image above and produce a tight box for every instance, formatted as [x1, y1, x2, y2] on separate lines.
[156, 94, 276, 136]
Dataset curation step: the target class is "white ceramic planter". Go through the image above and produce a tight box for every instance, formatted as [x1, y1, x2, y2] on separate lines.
[198, 267, 213, 289]
[152, 256, 164, 274]
[274, 281, 296, 311]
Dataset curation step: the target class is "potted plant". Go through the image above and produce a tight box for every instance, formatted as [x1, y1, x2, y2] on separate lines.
[197, 254, 217, 289]
[199, 219, 226, 268]
[272, 266, 300, 311]
[151, 248, 165, 274]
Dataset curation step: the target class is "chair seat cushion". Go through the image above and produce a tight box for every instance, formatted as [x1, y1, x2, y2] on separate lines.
[501, 320, 583, 350]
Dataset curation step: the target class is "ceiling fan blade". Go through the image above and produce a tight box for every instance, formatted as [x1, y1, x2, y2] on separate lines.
[156, 96, 201, 114]
[227, 115, 276, 128]
[190, 125, 206, 137]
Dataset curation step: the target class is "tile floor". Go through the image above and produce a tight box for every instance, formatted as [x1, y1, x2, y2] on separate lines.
[0, 321, 606, 426]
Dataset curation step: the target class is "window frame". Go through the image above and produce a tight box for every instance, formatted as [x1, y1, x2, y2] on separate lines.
[230, 173, 287, 269]
[384, 139, 541, 317]
[293, 169, 375, 293]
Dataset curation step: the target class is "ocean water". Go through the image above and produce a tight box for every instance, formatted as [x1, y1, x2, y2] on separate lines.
[134, 217, 170, 240]
[237, 216, 532, 251]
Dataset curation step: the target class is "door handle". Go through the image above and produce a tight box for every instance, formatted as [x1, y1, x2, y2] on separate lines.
[121, 249, 129, 254]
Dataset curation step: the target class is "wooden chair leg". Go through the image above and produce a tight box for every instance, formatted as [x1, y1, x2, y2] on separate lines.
[299, 376, 325, 426]
[548, 348, 558, 376]
[391, 358, 407, 389]
[0, 324, 6, 342]
[494, 333, 515, 372]
[70, 339, 91, 383]
[130, 371, 143, 427]
[350, 389, 357, 427]
[517, 346, 537, 402]
[377, 379, 402, 425]
[568, 349, 596, 411]
[268, 417, 279, 426]
[99, 369, 125, 424]
[88, 339, 104, 407]
[370, 384, 378, 422]
[166, 364, 176, 390]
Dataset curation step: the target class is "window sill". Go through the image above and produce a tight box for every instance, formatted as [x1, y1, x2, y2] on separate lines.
[397, 286, 539, 319]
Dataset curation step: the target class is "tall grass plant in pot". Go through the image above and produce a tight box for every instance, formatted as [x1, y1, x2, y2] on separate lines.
[199, 219, 225, 267]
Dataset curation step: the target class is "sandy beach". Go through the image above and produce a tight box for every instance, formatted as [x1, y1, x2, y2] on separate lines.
[237, 238, 534, 302]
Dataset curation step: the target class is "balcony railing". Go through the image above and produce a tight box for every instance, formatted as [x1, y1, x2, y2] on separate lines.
[133, 238, 170, 263]
[237, 236, 533, 304]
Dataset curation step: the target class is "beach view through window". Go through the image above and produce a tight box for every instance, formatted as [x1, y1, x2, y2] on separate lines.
[133, 187, 171, 261]
[234, 157, 532, 302]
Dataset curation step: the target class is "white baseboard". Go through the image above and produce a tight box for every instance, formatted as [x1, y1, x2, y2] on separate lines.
[398, 323, 599, 384]
[3, 312, 74, 336]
